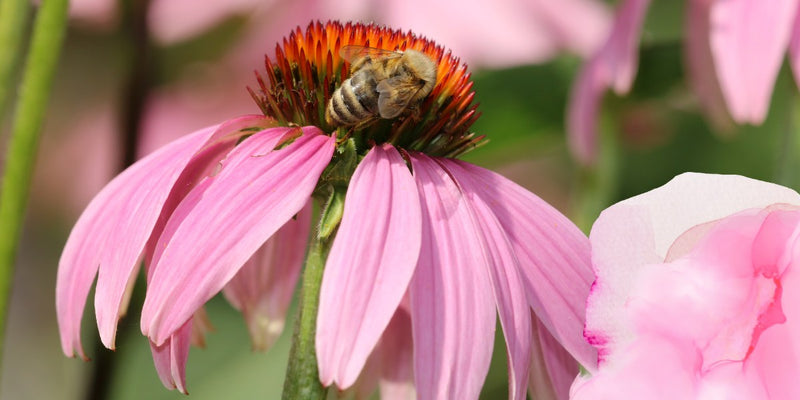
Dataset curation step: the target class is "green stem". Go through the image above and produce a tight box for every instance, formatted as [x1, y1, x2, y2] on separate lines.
[0, 0, 69, 371]
[282, 233, 333, 400]
[776, 90, 798, 187]
[573, 118, 619, 233]
[0, 0, 30, 123]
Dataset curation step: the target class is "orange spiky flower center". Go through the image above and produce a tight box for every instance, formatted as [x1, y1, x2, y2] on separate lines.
[249, 20, 484, 158]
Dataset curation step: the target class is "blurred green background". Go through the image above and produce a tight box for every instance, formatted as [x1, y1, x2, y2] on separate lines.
[3, 0, 799, 399]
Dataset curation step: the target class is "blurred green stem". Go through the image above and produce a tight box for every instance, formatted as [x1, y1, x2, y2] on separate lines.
[573, 122, 619, 233]
[282, 232, 332, 400]
[0, 0, 69, 373]
[0, 0, 30, 124]
[776, 90, 799, 188]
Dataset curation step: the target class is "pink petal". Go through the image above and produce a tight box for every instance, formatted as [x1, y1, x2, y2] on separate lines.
[578, 208, 800, 398]
[443, 159, 532, 400]
[151, 320, 192, 394]
[566, 0, 650, 165]
[529, 316, 578, 400]
[684, 0, 734, 132]
[709, 0, 800, 124]
[56, 124, 216, 358]
[587, 173, 800, 363]
[92, 116, 274, 349]
[222, 202, 311, 351]
[445, 160, 596, 372]
[142, 127, 335, 345]
[142, 115, 279, 269]
[316, 144, 422, 389]
[408, 154, 496, 400]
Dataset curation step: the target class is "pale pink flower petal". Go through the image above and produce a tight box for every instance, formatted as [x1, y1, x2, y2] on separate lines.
[56, 124, 216, 358]
[575, 173, 800, 398]
[222, 203, 311, 351]
[445, 160, 596, 372]
[567, 0, 650, 165]
[443, 159, 532, 400]
[576, 209, 800, 398]
[587, 173, 800, 363]
[142, 128, 335, 345]
[150, 320, 193, 394]
[409, 154, 495, 400]
[684, 0, 734, 132]
[709, 0, 800, 124]
[317, 144, 422, 388]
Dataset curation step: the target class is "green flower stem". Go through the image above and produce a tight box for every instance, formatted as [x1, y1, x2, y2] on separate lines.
[776, 90, 799, 188]
[573, 120, 619, 233]
[282, 232, 333, 400]
[0, 0, 30, 122]
[0, 0, 69, 370]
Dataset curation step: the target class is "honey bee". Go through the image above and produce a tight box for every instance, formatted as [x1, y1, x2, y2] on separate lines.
[326, 46, 437, 127]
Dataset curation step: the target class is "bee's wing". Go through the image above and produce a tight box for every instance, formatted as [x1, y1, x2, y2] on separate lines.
[339, 45, 402, 63]
[376, 77, 426, 119]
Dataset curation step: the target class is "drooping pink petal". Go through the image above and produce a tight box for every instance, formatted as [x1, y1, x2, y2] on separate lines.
[150, 319, 193, 394]
[443, 159, 532, 400]
[90, 116, 275, 349]
[56, 124, 216, 359]
[566, 0, 650, 165]
[529, 316, 578, 400]
[445, 160, 596, 372]
[222, 202, 312, 351]
[709, 0, 800, 124]
[142, 115, 280, 268]
[142, 127, 335, 345]
[317, 144, 422, 389]
[684, 0, 734, 133]
[408, 154, 495, 400]
[587, 173, 800, 364]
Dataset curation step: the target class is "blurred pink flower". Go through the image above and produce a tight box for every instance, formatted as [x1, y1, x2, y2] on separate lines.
[571, 173, 800, 399]
[146, 0, 611, 67]
[568, 0, 800, 163]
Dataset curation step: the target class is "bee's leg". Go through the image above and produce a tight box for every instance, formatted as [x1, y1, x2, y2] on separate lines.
[352, 117, 379, 132]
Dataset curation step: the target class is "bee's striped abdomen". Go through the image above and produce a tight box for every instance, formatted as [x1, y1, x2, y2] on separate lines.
[326, 70, 379, 127]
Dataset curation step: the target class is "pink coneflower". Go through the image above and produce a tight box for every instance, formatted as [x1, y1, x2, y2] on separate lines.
[56, 21, 595, 398]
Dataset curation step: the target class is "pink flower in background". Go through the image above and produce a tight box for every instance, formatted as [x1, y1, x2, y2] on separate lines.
[568, 0, 800, 163]
[56, 21, 598, 398]
[572, 173, 800, 399]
